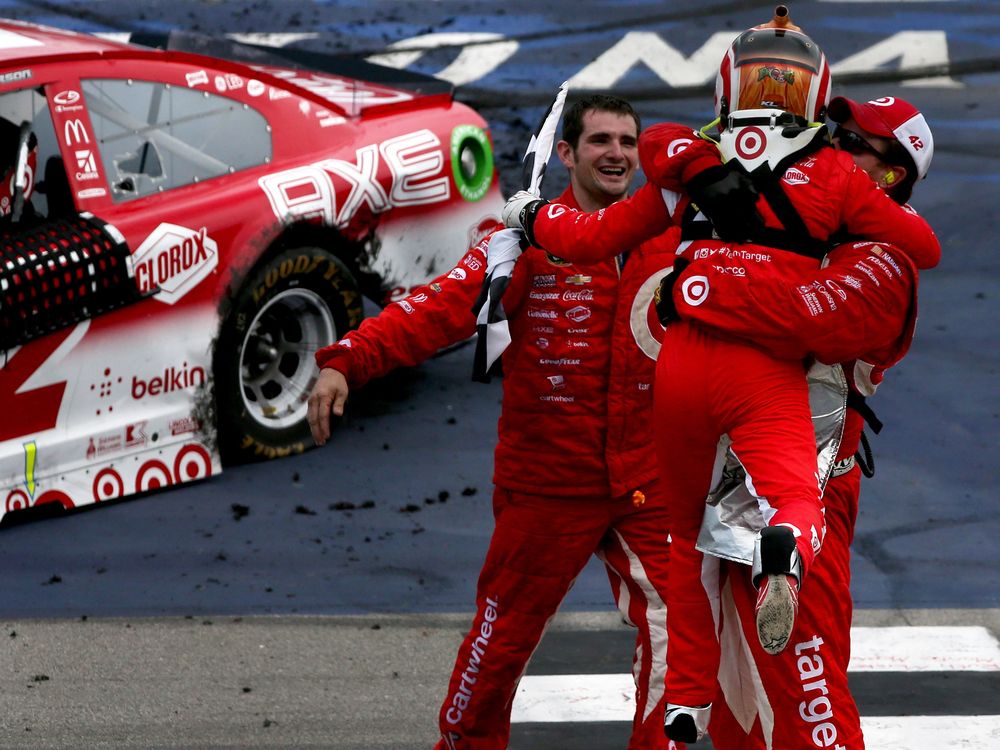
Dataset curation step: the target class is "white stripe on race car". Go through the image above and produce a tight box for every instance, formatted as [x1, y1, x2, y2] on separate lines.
[0, 29, 43, 50]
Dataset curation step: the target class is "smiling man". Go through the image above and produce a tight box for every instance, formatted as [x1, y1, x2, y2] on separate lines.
[557, 98, 636, 210]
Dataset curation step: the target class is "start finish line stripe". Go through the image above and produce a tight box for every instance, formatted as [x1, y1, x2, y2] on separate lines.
[848, 626, 1000, 671]
[513, 674, 633, 722]
[511, 676, 1000, 750]
[862, 716, 1000, 749]
[512, 674, 1000, 726]
[511, 626, 1000, 724]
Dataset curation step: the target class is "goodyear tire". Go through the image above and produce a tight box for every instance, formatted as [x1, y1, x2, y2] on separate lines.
[215, 246, 362, 463]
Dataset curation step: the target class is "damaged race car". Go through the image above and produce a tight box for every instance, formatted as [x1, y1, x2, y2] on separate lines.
[0, 19, 502, 523]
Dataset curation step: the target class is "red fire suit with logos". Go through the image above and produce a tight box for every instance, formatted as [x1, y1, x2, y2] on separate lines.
[315, 188, 684, 750]
[664, 239, 923, 749]
[522, 122, 940, 712]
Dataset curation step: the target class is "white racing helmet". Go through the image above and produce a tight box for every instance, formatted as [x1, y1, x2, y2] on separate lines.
[715, 6, 831, 124]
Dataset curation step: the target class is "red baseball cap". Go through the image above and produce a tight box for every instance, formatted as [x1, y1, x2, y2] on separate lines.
[828, 95, 933, 180]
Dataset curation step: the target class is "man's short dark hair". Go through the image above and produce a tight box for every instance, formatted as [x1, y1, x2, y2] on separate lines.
[561, 94, 641, 150]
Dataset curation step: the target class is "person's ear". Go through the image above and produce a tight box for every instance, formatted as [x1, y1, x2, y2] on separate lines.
[556, 140, 575, 169]
[882, 164, 907, 190]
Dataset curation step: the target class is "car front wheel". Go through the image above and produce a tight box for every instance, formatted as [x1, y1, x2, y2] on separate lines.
[215, 246, 362, 463]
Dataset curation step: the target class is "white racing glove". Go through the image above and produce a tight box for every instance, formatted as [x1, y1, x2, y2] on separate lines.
[471, 228, 525, 382]
[501, 190, 547, 246]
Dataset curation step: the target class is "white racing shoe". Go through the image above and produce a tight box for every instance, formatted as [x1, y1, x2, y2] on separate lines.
[663, 702, 711, 743]
[752, 526, 802, 655]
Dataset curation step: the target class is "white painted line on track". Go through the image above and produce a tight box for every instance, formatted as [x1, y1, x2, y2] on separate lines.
[513, 677, 1000, 747]
[513, 674, 636, 723]
[512, 626, 1000, 732]
[848, 626, 1000, 671]
[861, 716, 1000, 749]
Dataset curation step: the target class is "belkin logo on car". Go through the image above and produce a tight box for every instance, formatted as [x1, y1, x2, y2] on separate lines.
[133, 223, 219, 305]
[132, 363, 206, 399]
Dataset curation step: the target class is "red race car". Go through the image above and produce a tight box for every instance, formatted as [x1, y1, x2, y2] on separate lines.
[0, 19, 502, 522]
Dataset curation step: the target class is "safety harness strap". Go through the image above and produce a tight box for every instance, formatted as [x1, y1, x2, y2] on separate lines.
[847, 391, 884, 434]
[742, 130, 831, 259]
[846, 391, 883, 479]
[856, 430, 876, 479]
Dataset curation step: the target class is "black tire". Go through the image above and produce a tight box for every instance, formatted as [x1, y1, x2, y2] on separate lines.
[215, 246, 362, 463]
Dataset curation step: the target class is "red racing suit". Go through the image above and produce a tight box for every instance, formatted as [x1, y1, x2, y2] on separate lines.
[671, 239, 924, 749]
[522, 122, 940, 712]
[315, 188, 683, 750]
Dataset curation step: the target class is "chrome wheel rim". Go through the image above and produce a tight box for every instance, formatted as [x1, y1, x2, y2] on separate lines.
[238, 287, 336, 430]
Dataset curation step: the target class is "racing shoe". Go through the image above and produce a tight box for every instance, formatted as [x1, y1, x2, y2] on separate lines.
[664, 703, 711, 743]
[752, 526, 802, 655]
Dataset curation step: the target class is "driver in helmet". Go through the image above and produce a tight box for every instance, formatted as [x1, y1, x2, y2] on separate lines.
[500, 8, 939, 744]
[685, 93, 936, 750]
[0, 115, 38, 223]
[656, 97, 934, 750]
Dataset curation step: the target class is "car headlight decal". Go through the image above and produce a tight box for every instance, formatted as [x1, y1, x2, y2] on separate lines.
[450, 124, 493, 202]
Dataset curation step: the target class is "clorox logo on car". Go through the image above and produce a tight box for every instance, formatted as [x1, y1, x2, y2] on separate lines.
[133, 223, 219, 305]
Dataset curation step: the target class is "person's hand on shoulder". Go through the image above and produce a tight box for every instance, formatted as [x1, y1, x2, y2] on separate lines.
[307, 367, 349, 446]
[686, 164, 764, 243]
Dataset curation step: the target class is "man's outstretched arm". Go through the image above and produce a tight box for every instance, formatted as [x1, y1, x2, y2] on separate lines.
[308, 229, 502, 444]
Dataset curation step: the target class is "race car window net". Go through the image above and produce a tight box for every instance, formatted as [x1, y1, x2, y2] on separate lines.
[80, 79, 272, 202]
[0, 87, 65, 222]
[1, 214, 147, 350]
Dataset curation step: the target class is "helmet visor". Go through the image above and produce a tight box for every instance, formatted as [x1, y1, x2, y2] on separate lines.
[732, 29, 822, 73]
[729, 30, 825, 118]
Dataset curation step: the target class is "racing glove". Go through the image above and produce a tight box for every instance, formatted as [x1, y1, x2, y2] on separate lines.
[654, 257, 690, 326]
[501, 190, 548, 247]
[685, 165, 763, 243]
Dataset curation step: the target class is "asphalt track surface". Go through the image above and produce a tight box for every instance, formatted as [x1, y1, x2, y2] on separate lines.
[1, 1, 999, 748]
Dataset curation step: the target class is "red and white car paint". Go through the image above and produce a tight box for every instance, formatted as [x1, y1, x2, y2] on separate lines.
[0, 19, 501, 522]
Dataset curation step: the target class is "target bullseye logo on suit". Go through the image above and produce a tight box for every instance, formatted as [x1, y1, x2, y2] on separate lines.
[667, 137, 694, 157]
[735, 126, 767, 160]
[681, 275, 710, 306]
